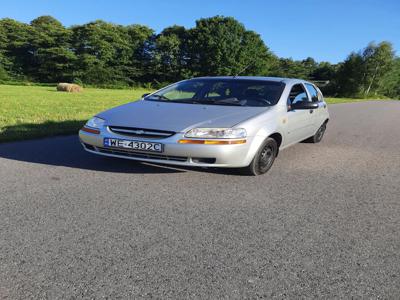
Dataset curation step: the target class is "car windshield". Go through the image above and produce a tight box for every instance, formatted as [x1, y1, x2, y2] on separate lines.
[144, 79, 285, 107]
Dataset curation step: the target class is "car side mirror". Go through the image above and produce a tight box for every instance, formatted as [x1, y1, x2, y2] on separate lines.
[142, 93, 150, 98]
[291, 101, 319, 110]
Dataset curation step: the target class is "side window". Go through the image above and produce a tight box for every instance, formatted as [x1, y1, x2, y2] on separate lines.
[305, 84, 319, 102]
[288, 84, 310, 106]
[317, 89, 324, 102]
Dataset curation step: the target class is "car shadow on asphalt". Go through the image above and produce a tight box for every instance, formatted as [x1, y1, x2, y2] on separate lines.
[0, 135, 243, 175]
[0, 135, 188, 174]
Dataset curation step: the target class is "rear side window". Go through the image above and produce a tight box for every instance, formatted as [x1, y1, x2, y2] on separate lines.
[305, 84, 319, 102]
[317, 89, 324, 102]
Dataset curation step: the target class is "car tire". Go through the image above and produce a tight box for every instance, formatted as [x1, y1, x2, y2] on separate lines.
[307, 122, 327, 143]
[240, 137, 278, 176]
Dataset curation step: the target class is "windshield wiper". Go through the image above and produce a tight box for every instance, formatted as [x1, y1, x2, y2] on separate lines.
[173, 99, 206, 104]
[146, 95, 206, 105]
[207, 97, 243, 106]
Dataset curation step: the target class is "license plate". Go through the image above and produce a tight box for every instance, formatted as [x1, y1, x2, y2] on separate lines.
[103, 138, 163, 153]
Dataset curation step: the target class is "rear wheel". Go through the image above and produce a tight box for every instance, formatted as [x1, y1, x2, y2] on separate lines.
[308, 122, 327, 143]
[240, 138, 278, 176]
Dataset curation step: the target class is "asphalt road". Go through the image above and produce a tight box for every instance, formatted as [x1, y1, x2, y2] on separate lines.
[0, 101, 399, 299]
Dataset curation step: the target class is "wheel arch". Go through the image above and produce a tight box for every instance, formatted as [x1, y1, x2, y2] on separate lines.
[268, 132, 282, 156]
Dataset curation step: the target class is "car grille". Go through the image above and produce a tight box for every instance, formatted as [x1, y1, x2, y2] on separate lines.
[96, 146, 188, 162]
[108, 126, 175, 139]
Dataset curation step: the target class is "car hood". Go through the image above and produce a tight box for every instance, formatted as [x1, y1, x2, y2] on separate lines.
[98, 100, 268, 132]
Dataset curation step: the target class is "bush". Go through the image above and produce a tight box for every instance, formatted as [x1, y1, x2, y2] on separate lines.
[0, 66, 10, 82]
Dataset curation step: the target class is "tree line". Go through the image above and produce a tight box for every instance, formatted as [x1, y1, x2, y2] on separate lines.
[0, 15, 398, 98]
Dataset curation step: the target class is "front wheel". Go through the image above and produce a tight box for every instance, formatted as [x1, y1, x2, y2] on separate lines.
[240, 138, 278, 176]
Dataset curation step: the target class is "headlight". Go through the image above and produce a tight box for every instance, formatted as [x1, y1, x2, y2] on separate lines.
[184, 128, 247, 139]
[85, 117, 105, 129]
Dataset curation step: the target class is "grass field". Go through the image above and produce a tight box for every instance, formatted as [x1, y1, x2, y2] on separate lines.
[0, 84, 387, 143]
[325, 97, 384, 104]
[0, 85, 150, 142]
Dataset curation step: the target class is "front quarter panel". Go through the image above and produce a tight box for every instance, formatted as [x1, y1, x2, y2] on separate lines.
[236, 106, 286, 165]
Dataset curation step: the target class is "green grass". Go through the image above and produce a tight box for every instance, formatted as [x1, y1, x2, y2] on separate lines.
[0, 84, 150, 143]
[325, 97, 387, 104]
[0, 84, 389, 143]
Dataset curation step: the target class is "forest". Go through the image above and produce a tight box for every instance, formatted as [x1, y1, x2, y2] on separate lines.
[0, 15, 399, 98]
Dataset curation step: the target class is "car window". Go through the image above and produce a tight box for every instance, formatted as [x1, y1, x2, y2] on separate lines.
[146, 79, 286, 107]
[317, 89, 324, 102]
[163, 81, 206, 100]
[305, 83, 319, 102]
[288, 84, 310, 105]
[204, 82, 282, 105]
[204, 82, 232, 99]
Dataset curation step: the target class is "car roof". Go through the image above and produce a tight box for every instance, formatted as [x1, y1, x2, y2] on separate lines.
[190, 76, 309, 85]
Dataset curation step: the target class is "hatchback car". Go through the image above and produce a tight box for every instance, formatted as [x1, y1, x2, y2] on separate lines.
[79, 77, 329, 175]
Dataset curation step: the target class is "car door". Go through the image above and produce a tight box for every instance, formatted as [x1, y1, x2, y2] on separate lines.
[285, 83, 316, 144]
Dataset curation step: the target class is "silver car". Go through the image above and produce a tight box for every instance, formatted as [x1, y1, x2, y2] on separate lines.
[79, 77, 329, 175]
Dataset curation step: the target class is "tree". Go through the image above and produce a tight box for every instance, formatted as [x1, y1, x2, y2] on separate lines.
[311, 62, 337, 81]
[0, 25, 10, 73]
[0, 15, 398, 98]
[378, 57, 400, 98]
[0, 56, 9, 81]
[71, 21, 125, 84]
[0, 18, 32, 78]
[239, 30, 276, 76]
[71, 21, 153, 85]
[29, 16, 76, 82]
[301, 57, 318, 78]
[271, 58, 309, 79]
[332, 42, 395, 97]
[125, 24, 155, 83]
[187, 16, 274, 77]
[333, 53, 365, 96]
[153, 25, 190, 82]
[362, 41, 394, 96]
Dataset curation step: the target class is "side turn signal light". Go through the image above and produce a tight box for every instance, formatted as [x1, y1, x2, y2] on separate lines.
[81, 127, 100, 134]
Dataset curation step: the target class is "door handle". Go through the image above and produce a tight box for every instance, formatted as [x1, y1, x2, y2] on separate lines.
[309, 110, 314, 114]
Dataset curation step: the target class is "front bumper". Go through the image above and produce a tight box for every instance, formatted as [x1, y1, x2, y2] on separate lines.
[79, 127, 261, 168]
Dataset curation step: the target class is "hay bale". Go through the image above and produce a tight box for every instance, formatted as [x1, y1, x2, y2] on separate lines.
[56, 83, 83, 93]
[56, 83, 69, 91]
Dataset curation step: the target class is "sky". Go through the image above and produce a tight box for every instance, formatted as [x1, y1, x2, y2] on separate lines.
[1, 0, 399, 63]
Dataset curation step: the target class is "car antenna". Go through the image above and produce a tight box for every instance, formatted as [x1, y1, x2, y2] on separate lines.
[232, 60, 255, 78]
